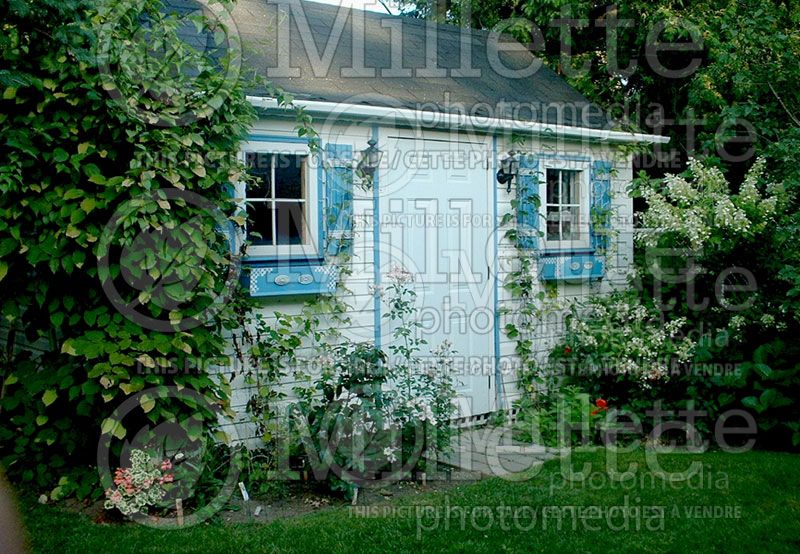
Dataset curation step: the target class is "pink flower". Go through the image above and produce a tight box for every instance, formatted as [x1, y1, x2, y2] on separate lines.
[161, 460, 172, 471]
[160, 473, 174, 484]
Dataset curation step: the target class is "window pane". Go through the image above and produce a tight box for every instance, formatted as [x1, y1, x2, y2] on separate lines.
[274, 154, 304, 199]
[563, 171, 580, 204]
[275, 201, 306, 245]
[546, 207, 561, 241]
[245, 153, 271, 198]
[247, 201, 273, 245]
[562, 207, 581, 240]
[546, 169, 559, 204]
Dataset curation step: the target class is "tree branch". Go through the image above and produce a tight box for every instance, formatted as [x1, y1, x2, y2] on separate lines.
[769, 82, 800, 128]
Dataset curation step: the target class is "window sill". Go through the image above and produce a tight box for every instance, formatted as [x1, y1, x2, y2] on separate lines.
[241, 260, 338, 297]
[540, 246, 595, 255]
[241, 252, 324, 264]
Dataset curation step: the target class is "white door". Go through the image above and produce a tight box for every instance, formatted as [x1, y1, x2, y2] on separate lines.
[379, 135, 495, 417]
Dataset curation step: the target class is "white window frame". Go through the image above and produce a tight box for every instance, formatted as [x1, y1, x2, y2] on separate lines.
[236, 140, 318, 259]
[538, 158, 591, 250]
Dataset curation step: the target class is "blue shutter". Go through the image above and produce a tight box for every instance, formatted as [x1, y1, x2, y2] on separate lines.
[516, 154, 540, 249]
[324, 143, 354, 256]
[590, 160, 613, 252]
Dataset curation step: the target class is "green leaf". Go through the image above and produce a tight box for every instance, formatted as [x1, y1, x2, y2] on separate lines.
[80, 198, 96, 213]
[742, 396, 762, 412]
[42, 389, 57, 407]
[101, 417, 126, 440]
[140, 394, 156, 413]
[119, 381, 143, 395]
[50, 312, 64, 327]
[0, 261, 7, 282]
[61, 339, 77, 356]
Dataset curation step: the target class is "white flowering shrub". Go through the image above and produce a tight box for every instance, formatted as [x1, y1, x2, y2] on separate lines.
[515, 158, 800, 447]
[556, 292, 696, 386]
[635, 157, 782, 251]
[289, 266, 456, 497]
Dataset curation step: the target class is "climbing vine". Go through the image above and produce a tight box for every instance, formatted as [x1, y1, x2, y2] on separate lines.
[499, 149, 620, 436]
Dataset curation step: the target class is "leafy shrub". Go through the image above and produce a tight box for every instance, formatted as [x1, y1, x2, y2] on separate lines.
[556, 290, 695, 385]
[0, 0, 311, 500]
[515, 159, 799, 448]
[514, 385, 610, 447]
[283, 269, 457, 498]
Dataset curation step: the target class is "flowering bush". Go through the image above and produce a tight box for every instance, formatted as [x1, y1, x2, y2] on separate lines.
[634, 157, 782, 251]
[627, 158, 800, 447]
[556, 291, 696, 386]
[382, 266, 457, 455]
[104, 450, 174, 516]
[513, 291, 698, 444]
[287, 267, 456, 497]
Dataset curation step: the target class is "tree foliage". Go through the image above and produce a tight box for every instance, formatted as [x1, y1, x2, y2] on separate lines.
[400, 0, 800, 180]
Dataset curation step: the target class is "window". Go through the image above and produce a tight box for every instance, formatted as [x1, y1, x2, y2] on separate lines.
[238, 144, 317, 258]
[541, 165, 590, 248]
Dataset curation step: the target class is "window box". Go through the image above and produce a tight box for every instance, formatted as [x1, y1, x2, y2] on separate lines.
[537, 253, 604, 281]
[242, 262, 339, 297]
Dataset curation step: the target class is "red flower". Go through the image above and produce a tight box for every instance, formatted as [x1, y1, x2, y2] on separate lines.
[591, 398, 609, 416]
[563, 346, 572, 355]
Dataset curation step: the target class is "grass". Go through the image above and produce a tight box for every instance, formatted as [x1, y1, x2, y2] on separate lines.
[17, 449, 800, 553]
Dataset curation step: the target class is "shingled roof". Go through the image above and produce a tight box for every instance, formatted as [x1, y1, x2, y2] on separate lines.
[230, 0, 611, 129]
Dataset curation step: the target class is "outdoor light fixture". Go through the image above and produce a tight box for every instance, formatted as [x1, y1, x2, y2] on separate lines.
[357, 138, 383, 182]
[496, 151, 518, 193]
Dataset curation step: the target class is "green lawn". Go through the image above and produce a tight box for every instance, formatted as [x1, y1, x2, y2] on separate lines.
[19, 449, 800, 553]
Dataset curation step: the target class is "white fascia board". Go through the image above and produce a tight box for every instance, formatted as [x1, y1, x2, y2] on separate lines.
[246, 96, 670, 145]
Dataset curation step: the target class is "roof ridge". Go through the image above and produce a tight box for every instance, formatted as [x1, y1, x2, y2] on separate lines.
[274, 0, 513, 42]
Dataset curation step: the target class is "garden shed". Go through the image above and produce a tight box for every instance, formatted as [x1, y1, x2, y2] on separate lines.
[225, 0, 668, 434]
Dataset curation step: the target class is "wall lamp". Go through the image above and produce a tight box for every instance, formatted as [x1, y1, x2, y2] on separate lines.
[496, 151, 518, 193]
[356, 139, 383, 183]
